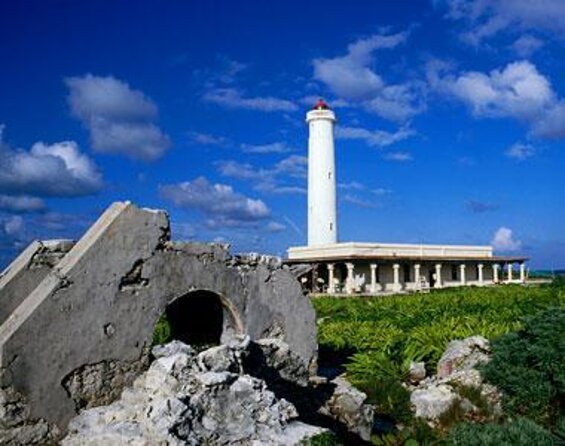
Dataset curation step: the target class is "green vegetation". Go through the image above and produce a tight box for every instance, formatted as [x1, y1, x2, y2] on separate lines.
[481, 307, 565, 431]
[446, 418, 555, 445]
[314, 284, 563, 384]
[152, 313, 172, 346]
[302, 431, 341, 445]
[313, 282, 565, 443]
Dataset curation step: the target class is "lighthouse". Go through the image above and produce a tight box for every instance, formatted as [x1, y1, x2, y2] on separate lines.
[307, 99, 337, 246]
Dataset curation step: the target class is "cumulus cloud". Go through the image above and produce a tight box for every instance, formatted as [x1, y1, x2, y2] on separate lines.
[0, 195, 45, 213]
[492, 226, 522, 252]
[0, 140, 102, 197]
[532, 102, 565, 139]
[438, 61, 553, 119]
[430, 60, 565, 140]
[505, 142, 536, 160]
[312, 31, 425, 122]
[160, 177, 270, 228]
[203, 88, 298, 112]
[437, 0, 565, 45]
[216, 155, 308, 195]
[66, 74, 170, 161]
[335, 125, 415, 147]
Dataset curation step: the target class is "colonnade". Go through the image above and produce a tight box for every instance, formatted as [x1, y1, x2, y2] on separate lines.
[324, 261, 526, 295]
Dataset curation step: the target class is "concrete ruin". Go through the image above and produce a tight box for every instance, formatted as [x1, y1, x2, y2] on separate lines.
[0, 201, 317, 436]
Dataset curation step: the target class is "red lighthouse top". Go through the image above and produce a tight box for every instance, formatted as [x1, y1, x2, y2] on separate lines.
[312, 98, 330, 110]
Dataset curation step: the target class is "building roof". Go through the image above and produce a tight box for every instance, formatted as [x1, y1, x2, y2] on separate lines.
[286, 242, 527, 264]
[284, 254, 528, 264]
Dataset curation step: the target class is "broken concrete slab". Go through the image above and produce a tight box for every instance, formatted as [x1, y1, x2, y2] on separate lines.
[0, 201, 317, 435]
[0, 239, 75, 326]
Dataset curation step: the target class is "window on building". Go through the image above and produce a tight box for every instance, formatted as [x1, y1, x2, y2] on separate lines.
[403, 264, 411, 283]
[451, 265, 458, 281]
[328, 171, 332, 179]
[329, 222, 333, 231]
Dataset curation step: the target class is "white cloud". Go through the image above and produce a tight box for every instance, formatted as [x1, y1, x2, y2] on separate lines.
[66, 74, 170, 161]
[341, 194, 379, 208]
[372, 188, 392, 196]
[187, 132, 230, 146]
[312, 31, 424, 122]
[3, 216, 23, 237]
[512, 35, 544, 57]
[336, 125, 415, 147]
[267, 221, 286, 233]
[0, 195, 45, 213]
[383, 151, 413, 162]
[216, 155, 307, 195]
[0, 139, 102, 197]
[532, 102, 565, 139]
[431, 60, 565, 139]
[505, 142, 536, 160]
[203, 88, 298, 112]
[241, 142, 294, 154]
[438, 0, 565, 45]
[338, 181, 365, 191]
[441, 61, 553, 119]
[313, 31, 407, 99]
[159, 177, 270, 228]
[491, 226, 522, 252]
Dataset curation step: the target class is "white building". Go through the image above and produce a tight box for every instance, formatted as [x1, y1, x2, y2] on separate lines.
[286, 100, 528, 294]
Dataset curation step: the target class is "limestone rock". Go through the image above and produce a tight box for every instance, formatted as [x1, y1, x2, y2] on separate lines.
[244, 338, 310, 387]
[62, 338, 327, 446]
[408, 361, 426, 383]
[411, 384, 458, 420]
[409, 336, 502, 425]
[320, 376, 374, 441]
[437, 336, 490, 378]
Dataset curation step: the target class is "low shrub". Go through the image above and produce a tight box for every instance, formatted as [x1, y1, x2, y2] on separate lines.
[481, 307, 564, 431]
[446, 417, 555, 445]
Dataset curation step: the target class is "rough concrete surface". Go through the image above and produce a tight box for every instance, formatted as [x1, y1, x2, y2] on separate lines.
[0, 201, 317, 436]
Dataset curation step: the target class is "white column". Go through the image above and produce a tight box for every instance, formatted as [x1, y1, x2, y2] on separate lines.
[520, 262, 526, 283]
[435, 263, 442, 288]
[327, 263, 335, 294]
[507, 263, 513, 282]
[345, 262, 355, 294]
[478, 263, 484, 285]
[393, 263, 401, 292]
[493, 264, 499, 283]
[460, 264, 466, 286]
[370, 263, 378, 294]
[414, 264, 421, 288]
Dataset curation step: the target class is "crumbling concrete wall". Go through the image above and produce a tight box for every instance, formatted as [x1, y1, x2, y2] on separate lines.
[0, 240, 74, 325]
[0, 201, 317, 434]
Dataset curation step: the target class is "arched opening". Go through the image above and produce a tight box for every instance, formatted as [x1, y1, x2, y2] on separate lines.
[153, 290, 241, 349]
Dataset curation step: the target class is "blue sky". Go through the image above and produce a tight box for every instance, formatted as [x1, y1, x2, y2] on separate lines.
[0, 0, 564, 269]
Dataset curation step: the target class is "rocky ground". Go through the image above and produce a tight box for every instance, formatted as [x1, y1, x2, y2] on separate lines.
[0, 334, 502, 445]
[62, 336, 374, 445]
[408, 336, 502, 426]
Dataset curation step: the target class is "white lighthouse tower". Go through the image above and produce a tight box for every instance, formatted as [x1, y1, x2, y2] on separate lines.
[307, 99, 337, 246]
